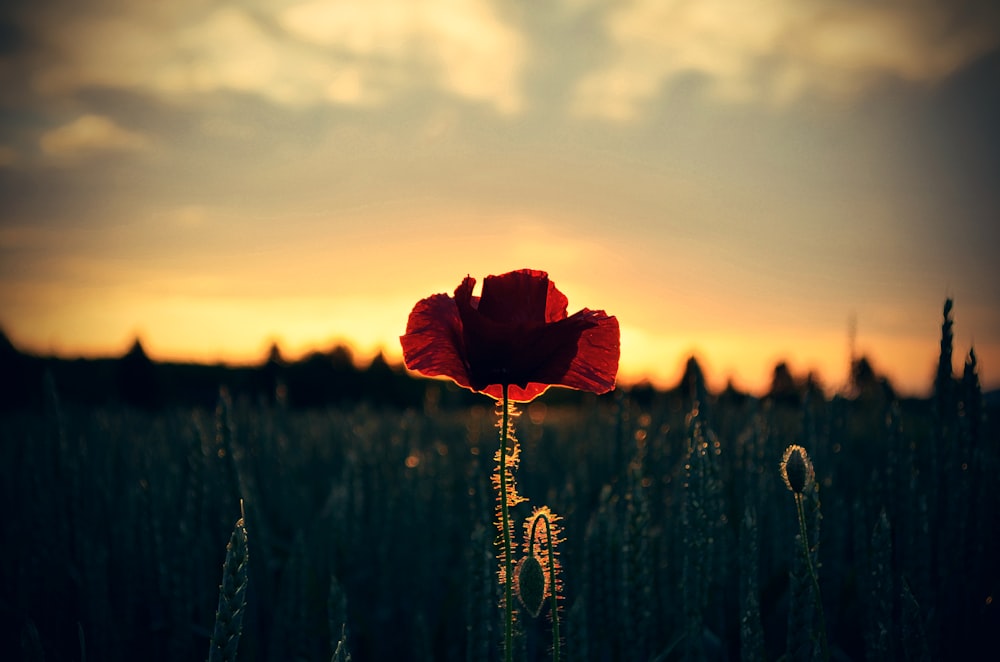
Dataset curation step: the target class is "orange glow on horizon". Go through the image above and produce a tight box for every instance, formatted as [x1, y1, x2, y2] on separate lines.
[1, 212, 995, 399]
[4, 303, 988, 399]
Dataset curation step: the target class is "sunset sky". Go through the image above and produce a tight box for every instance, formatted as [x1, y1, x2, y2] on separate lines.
[1, 0, 998, 396]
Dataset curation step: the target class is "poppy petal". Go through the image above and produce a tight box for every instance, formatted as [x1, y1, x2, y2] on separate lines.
[544, 279, 569, 323]
[482, 382, 550, 402]
[402, 270, 619, 402]
[504, 314, 594, 387]
[477, 269, 551, 325]
[454, 275, 477, 311]
[550, 310, 620, 394]
[400, 292, 472, 390]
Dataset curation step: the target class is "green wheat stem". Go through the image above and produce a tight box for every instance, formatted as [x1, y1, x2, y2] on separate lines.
[529, 512, 561, 662]
[794, 492, 829, 662]
[500, 383, 513, 662]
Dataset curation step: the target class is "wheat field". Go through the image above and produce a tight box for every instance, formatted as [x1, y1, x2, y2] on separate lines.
[2, 302, 997, 661]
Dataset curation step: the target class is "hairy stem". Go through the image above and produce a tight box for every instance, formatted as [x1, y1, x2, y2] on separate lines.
[795, 492, 829, 662]
[501, 384, 513, 662]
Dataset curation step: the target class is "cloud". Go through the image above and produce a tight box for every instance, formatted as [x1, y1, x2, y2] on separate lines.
[23, 0, 993, 123]
[26, 1, 526, 113]
[0, 145, 17, 167]
[31, 6, 337, 107]
[39, 114, 148, 161]
[279, 1, 415, 56]
[0, 225, 51, 250]
[279, 0, 526, 112]
[572, 0, 1000, 119]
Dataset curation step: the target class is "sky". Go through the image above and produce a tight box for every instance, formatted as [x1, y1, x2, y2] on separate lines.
[1, 0, 999, 397]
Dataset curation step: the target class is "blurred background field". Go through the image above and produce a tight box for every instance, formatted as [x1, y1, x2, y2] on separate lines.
[2, 302, 998, 661]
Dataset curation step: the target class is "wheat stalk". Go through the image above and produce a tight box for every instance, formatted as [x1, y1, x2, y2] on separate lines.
[208, 509, 249, 662]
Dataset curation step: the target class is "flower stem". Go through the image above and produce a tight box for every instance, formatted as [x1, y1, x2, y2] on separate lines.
[500, 384, 513, 662]
[795, 492, 830, 662]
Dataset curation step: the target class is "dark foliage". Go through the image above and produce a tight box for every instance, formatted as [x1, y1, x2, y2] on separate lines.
[1, 304, 997, 661]
[0, 334, 429, 411]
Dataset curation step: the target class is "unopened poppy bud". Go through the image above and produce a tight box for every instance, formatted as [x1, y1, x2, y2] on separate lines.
[780, 444, 814, 494]
[515, 554, 546, 618]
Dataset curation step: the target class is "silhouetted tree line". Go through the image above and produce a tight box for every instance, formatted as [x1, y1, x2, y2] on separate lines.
[0, 335, 429, 411]
[0, 323, 982, 413]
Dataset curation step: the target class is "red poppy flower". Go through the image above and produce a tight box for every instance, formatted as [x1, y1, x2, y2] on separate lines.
[400, 269, 620, 402]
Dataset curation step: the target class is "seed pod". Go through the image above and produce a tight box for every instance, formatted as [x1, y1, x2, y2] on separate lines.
[780, 444, 814, 494]
[515, 554, 546, 618]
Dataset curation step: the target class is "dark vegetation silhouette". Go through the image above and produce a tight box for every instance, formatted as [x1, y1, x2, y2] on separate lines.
[0, 333, 431, 411]
[1, 300, 997, 661]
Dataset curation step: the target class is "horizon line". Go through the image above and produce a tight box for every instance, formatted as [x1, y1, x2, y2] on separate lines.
[4, 330, 977, 400]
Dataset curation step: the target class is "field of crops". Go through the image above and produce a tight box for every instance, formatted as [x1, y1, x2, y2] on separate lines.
[2, 303, 997, 661]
